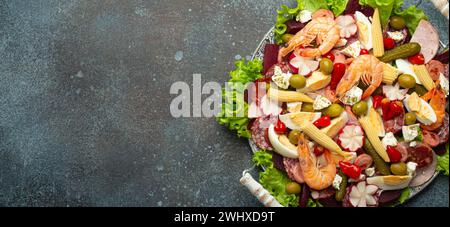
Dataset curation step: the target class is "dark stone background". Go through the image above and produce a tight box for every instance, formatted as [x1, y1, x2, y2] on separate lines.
[0, 0, 448, 206]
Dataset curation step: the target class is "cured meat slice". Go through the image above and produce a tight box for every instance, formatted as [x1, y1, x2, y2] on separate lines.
[422, 130, 440, 148]
[407, 142, 434, 168]
[383, 114, 404, 134]
[396, 142, 410, 163]
[283, 158, 305, 183]
[410, 20, 440, 63]
[410, 152, 437, 187]
[436, 113, 449, 145]
[426, 60, 446, 81]
[251, 115, 278, 150]
[263, 44, 280, 75]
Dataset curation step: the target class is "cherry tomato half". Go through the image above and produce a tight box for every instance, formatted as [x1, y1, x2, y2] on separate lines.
[383, 37, 396, 50]
[408, 53, 425, 65]
[274, 120, 287, 134]
[360, 49, 369, 55]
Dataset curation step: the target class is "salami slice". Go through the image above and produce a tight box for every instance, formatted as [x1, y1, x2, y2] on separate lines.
[407, 142, 434, 168]
[436, 113, 449, 145]
[426, 60, 446, 81]
[422, 130, 441, 148]
[251, 115, 278, 150]
[283, 158, 305, 183]
[397, 142, 410, 163]
[384, 114, 404, 134]
[410, 152, 437, 187]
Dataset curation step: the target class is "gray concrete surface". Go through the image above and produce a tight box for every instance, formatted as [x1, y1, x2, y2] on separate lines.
[0, 0, 448, 207]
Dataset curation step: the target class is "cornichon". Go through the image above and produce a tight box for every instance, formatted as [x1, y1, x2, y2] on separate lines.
[363, 138, 391, 175]
[335, 170, 347, 202]
[379, 42, 421, 63]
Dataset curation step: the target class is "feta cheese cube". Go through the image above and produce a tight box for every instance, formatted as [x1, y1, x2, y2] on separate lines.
[365, 167, 376, 177]
[313, 95, 332, 110]
[382, 132, 398, 149]
[333, 174, 343, 190]
[407, 162, 418, 176]
[387, 31, 405, 43]
[341, 41, 361, 58]
[287, 102, 303, 113]
[402, 124, 420, 142]
[296, 10, 312, 23]
[339, 86, 363, 106]
[272, 66, 292, 89]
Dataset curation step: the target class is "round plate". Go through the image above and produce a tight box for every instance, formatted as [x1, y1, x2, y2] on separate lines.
[249, 28, 443, 205]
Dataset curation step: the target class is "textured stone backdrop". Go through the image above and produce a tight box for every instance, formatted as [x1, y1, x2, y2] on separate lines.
[0, 0, 448, 206]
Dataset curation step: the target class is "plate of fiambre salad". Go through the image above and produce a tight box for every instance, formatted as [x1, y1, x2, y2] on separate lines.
[217, 0, 449, 207]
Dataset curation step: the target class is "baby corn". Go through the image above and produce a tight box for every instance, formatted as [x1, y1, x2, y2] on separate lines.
[413, 64, 436, 91]
[372, 8, 385, 57]
[359, 117, 390, 162]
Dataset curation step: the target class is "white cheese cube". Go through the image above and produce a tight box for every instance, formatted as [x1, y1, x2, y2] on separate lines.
[339, 86, 363, 106]
[382, 132, 398, 149]
[313, 95, 332, 110]
[402, 124, 420, 142]
[341, 41, 361, 58]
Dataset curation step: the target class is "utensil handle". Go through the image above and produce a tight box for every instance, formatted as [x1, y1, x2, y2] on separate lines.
[240, 173, 283, 207]
[430, 0, 449, 19]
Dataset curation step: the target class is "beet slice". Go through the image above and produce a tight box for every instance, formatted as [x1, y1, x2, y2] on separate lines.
[379, 190, 403, 205]
[434, 50, 449, 64]
[272, 152, 286, 172]
[344, 0, 374, 17]
[285, 20, 307, 35]
[299, 184, 310, 207]
[263, 44, 279, 75]
[319, 197, 341, 207]
[434, 144, 448, 156]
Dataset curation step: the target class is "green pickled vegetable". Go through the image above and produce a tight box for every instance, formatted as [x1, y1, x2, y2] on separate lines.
[379, 43, 421, 63]
[335, 170, 348, 202]
[363, 138, 391, 175]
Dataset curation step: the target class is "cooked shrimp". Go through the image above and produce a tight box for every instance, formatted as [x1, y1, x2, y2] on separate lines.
[421, 82, 446, 131]
[312, 9, 335, 19]
[278, 17, 340, 61]
[297, 134, 337, 190]
[335, 55, 383, 100]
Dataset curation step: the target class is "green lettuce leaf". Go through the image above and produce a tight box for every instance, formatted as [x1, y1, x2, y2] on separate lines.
[252, 151, 299, 207]
[307, 198, 324, 207]
[303, 0, 329, 12]
[436, 144, 449, 176]
[398, 187, 411, 204]
[393, 5, 428, 34]
[216, 59, 263, 138]
[359, 0, 403, 28]
[326, 0, 349, 16]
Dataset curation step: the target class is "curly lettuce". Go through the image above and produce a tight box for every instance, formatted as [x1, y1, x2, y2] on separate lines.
[393, 5, 428, 34]
[216, 59, 263, 138]
[398, 187, 411, 204]
[253, 150, 299, 207]
[326, 0, 349, 16]
[358, 0, 403, 28]
[436, 144, 449, 176]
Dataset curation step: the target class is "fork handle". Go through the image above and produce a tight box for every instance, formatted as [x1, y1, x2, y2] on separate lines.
[240, 173, 283, 207]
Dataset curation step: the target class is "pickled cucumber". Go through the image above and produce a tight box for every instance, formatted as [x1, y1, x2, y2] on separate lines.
[335, 170, 347, 202]
[379, 42, 421, 63]
[363, 138, 391, 175]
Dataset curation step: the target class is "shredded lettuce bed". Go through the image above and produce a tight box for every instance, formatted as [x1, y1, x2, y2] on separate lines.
[359, 0, 427, 33]
[216, 59, 263, 138]
[253, 151, 299, 207]
[437, 144, 449, 176]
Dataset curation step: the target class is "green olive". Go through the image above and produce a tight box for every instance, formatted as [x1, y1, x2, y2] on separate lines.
[282, 33, 294, 43]
[289, 74, 307, 89]
[302, 103, 314, 112]
[320, 58, 334, 75]
[288, 130, 301, 145]
[404, 112, 417, 125]
[285, 182, 302, 194]
[323, 104, 344, 118]
[413, 84, 428, 96]
[390, 162, 408, 176]
[389, 16, 406, 30]
[352, 101, 368, 116]
[398, 74, 416, 89]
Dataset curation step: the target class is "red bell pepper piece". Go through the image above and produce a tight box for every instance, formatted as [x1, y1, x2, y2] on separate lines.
[372, 95, 384, 109]
[274, 120, 287, 134]
[313, 116, 331, 128]
[330, 63, 346, 90]
[386, 146, 402, 163]
[339, 161, 363, 179]
[408, 53, 425, 65]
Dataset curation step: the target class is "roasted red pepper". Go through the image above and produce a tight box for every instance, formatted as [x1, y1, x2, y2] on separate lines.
[386, 146, 402, 163]
[274, 120, 287, 134]
[383, 38, 396, 50]
[339, 161, 363, 179]
[323, 52, 335, 62]
[313, 116, 331, 128]
[372, 95, 384, 109]
[330, 63, 346, 90]
[360, 49, 369, 55]
[381, 99, 403, 121]
[314, 146, 329, 157]
[408, 53, 425, 65]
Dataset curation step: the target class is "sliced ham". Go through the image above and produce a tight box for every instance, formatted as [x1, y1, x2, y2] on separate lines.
[426, 60, 446, 81]
[422, 130, 441, 148]
[410, 20, 440, 63]
[397, 142, 410, 163]
[283, 158, 305, 183]
[384, 114, 404, 134]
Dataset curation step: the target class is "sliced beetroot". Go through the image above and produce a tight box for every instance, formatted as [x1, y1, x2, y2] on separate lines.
[378, 190, 403, 205]
[263, 44, 280, 75]
[344, 0, 374, 17]
[318, 197, 341, 207]
[272, 152, 286, 172]
[285, 20, 307, 35]
[299, 184, 310, 207]
[434, 50, 449, 64]
[435, 144, 448, 156]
